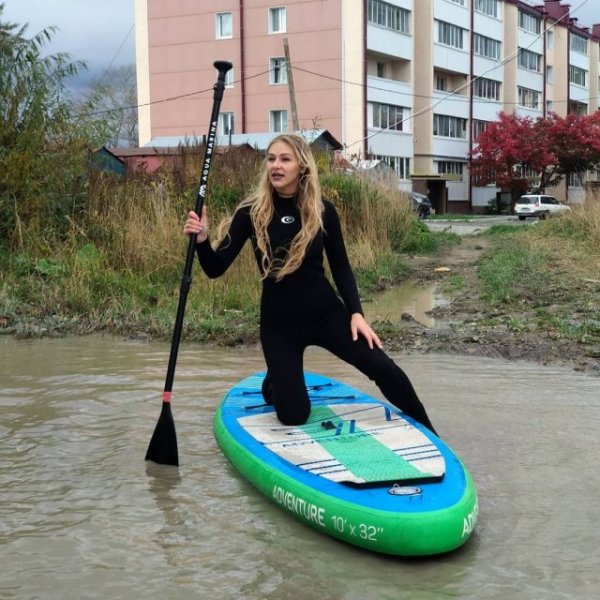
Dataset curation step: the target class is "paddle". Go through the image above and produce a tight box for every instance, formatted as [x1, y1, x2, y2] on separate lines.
[145, 60, 233, 466]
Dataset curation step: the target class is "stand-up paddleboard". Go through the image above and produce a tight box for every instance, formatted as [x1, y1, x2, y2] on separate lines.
[214, 372, 478, 556]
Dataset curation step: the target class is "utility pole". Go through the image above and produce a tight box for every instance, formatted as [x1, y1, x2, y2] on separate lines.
[283, 37, 299, 131]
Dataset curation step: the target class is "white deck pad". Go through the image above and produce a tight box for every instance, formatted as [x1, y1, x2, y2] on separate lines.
[238, 403, 445, 486]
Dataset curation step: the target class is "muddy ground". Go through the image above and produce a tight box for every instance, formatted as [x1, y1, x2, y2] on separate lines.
[380, 235, 600, 377]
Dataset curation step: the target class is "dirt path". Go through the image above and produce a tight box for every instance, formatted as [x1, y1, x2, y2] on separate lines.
[380, 236, 600, 377]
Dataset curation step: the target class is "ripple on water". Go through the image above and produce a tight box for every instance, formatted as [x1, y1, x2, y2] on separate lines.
[1, 336, 600, 600]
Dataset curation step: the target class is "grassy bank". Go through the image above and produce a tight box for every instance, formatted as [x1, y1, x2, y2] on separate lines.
[0, 152, 454, 342]
[477, 196, 600, 345]
[4, 142, 597, 349]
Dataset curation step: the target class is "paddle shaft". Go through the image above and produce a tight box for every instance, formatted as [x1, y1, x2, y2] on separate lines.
[145, 61, 232, 466]
[163, 60, 233, 398]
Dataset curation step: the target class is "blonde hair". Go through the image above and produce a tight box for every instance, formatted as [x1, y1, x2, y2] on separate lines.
[217, 133, 324, 281]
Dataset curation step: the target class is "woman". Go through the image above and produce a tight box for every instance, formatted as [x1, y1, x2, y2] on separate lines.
[184, 133, 436, 434]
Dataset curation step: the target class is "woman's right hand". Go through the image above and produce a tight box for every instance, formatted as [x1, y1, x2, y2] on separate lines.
[183, 206, 208, 243]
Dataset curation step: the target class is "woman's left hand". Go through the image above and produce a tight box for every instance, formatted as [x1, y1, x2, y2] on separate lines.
[350, 313, 383, 350]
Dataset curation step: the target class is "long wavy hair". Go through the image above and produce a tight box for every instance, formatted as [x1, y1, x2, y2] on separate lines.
[217, 133, 324, 281]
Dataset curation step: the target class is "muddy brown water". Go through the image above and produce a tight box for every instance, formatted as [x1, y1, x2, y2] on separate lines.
[363, 284, 448, 328]
[1, 335, 599, 599]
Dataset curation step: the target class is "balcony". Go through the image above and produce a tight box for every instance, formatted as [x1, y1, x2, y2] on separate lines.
[367, 23, 412, 59]
[367, 75, 413, 109]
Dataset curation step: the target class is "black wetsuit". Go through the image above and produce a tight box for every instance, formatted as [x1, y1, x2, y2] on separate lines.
[196, 193, 436, 433]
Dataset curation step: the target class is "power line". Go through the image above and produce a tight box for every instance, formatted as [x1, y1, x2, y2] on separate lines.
[293, 64, 599, 107]
[95, 24, 135, 85]
[348, 0, 595, 148]
[74, 57, 598, 123]
[71, 69, 271, 120]
[73, 0, 596, 135]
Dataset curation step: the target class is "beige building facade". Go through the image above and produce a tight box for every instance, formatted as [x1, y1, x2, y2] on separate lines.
[135, 0, 600, 212]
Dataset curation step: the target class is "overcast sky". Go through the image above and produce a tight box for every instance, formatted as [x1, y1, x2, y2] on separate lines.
[2, 0, 598, 86]
[2, 0, 136, 89]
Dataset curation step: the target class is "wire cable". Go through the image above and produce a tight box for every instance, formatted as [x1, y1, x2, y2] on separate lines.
[72, 0, 595, 139]
[71, 69, 271, 120]
[346, 0, 593, 149]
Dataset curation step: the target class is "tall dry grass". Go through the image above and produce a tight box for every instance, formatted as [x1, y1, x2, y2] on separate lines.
[78, 157, 421, 312]
[1, 147, 440, 336]
[528, 191, 600, 279]
[321, 169, 432, 269]
[81, 166, 262, 317]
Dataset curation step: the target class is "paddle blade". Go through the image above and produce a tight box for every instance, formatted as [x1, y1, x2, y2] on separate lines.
[145, 401, 179, 466]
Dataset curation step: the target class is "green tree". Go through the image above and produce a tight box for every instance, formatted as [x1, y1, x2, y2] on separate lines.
[0, 3, 108, 248]
[78, 64, 138, 147]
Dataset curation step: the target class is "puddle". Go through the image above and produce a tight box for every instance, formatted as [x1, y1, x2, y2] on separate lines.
[3, 337, 600, 599]
[363, 283, 447, 328]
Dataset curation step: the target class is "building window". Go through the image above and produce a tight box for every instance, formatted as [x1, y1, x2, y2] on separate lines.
[435, 76, 447, 91]
[570, 101, 588, 116]
[270, 109, 288, 132]
[514, 164, 538, 180]
[371, 102, 406, 131]
[377, 62, 386, 78]
[569, 65, 587, 87]
[367, 0, 410, 34]
[270, 57, 287, 84]
[437, 161, 465, 176]
[449, 0, 465, 5]
[268, 7, 286, 33]
[473, 119, 490, 140]
[473, 77, 501, 100]
[570, 33, 588, 55]
[518, 86, 540, 109]
[433, 114, 467, 138]
[547, 30, 554, 49]
[518, 48, 542, 72]
[568, 172, 584, 187]
[518, 11, 541, 34]
[546, 100, 554, 113]
[219, 112, 235, 136]
[436, 21, 465, 50]
[473, 34, 501, 60]
[475, 0, 498, 18]
[372, 155, 411, 180]
[216, 12, 232, 39]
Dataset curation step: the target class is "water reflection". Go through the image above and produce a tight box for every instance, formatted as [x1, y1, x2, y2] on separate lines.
[364, 284, 447, 328]
[1, 336, 599, 599]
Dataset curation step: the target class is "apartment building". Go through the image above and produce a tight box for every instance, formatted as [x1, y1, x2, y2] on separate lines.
[135, 0, 600, 212]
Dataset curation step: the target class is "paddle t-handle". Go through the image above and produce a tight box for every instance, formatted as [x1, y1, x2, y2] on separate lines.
[145, 60, 233, 467]
[194, 61, 233, 219]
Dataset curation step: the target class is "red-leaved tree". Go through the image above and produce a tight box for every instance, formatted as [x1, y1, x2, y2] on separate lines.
[470, 111, 600, 196]
[542, 112, 600, 188]
[470, 112, 553, 197]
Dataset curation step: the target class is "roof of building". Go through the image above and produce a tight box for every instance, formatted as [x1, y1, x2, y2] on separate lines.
[89, 146, 127, 176]
[353, 159, 394, 172]
[108, 144, 254, 157]
[143, 129, 343, 151]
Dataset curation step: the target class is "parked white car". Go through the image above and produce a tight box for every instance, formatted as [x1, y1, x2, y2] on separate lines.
[514, 195, 571, 220]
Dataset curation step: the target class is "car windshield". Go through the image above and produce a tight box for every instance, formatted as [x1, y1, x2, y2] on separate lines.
[517, 197, 536, 205]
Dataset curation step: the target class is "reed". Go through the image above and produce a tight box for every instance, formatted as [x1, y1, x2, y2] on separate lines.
[2, 148, 441, 338]
[528, 192, 600, 278]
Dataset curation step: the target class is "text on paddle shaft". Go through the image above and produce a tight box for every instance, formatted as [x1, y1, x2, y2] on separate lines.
[272, 485, 384, 542]
[199, 120, 218, 197]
